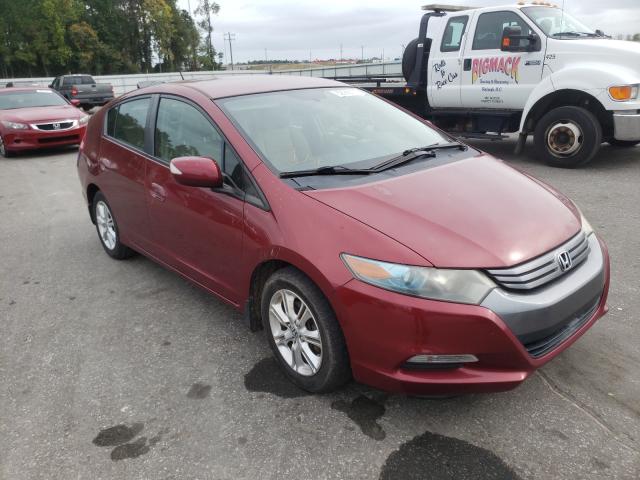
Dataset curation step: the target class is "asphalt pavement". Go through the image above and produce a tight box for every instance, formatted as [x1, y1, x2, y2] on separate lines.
[1, 139, 639, 479]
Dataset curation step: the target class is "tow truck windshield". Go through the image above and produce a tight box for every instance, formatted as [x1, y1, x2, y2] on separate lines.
[522, 7, 596, 38]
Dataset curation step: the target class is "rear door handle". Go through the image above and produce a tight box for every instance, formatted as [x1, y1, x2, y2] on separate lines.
[463, 58, 472, 71]
[150, 182, 166, 202]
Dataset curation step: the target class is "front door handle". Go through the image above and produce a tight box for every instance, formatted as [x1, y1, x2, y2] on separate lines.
[150, 182, 166, 202]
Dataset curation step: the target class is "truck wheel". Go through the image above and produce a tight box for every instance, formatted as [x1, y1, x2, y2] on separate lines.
[402, 38, 419, 81]
[534, 106, 601, 168]
[82, 106, 93, 112]
[607, 139, 639, 148]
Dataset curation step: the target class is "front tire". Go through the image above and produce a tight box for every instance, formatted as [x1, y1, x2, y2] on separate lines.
[92, 191, 135, 259]
[534, 106, 602, 168]
[0, 135, 13, 158]
[607, 139, 639, 148]
[261, 267, 351, 393]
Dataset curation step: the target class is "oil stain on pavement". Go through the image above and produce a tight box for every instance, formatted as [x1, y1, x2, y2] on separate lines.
[379, 431, 522, 480]
[332, 395, 387, 440]
[93, 422, 165, 461]
[186, 382, 212, 399]
[244, 357, 310, 398]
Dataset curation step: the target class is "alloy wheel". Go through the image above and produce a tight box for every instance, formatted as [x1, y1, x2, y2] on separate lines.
[268, 289, 322, 376]
[95, 200, 117, 250]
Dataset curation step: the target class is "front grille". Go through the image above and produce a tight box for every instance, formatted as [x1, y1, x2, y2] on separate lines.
[486, 232, 590, 291]
[37, 134, 80, 144]
[32, 121, 75, 131]
[523, 298, 600, 358]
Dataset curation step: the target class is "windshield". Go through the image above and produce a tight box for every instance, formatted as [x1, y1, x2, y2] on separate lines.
[522, 7, 595, 36]
[0, 90, 68, 110]
[216, 87, 450, 174]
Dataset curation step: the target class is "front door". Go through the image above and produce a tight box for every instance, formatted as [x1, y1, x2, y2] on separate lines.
[460, 10, 545, 109]
[428, 14, 469, 108]
[145, 96, 245, 304]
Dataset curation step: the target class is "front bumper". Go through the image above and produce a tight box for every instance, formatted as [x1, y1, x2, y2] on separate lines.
[613, 111, 640, 141]
[333, 236, 609, 395]
[3, 125, 86, 152]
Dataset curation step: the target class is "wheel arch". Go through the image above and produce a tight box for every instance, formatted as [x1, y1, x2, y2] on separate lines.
[86, 183, 100, 224]
[521, 89, 613, 139]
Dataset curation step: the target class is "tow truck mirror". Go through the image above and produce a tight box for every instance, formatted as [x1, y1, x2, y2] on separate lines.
[501, 26, 539, 52]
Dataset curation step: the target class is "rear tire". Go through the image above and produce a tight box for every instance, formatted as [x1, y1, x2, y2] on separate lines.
[534, 106, 602, 168]
[92, 191, 135, 259]
[607, 139, 639, 148]
[261, 267, 351, 393]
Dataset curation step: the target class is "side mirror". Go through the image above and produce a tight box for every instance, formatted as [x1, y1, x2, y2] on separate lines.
[169, 156, 223, 188]
[70, 99, 81, 107]
[501, 26, 539, 52]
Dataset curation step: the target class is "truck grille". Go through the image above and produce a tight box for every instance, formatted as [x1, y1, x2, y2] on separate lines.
[486, 232, 590, 291]
[32, 120, 76, 131]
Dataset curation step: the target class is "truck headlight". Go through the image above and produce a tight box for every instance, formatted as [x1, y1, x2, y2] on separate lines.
[609, 85, 639, 101]
[0, 120, 28, 130]
[341, 254, 495, 305]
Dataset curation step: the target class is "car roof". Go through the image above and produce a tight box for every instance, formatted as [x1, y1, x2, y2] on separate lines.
[142, 74, 348, 99]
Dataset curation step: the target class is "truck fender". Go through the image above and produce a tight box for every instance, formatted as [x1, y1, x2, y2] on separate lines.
[519, 63, 633, 133]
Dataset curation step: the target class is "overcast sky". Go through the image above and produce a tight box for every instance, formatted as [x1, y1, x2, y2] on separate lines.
[177, 0, 640, 62]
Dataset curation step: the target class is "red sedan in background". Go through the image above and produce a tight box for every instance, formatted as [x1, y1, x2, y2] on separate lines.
[0, 87, 88, 157]
[77, 76, 609, 395]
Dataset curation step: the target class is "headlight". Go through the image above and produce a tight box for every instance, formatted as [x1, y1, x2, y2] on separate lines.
[341, 254, 495, 305]
[79, 115, 89, 126]
[580, 211, 594, 236]
[608, 84, 639, 101]
[0, 120, 28, 130]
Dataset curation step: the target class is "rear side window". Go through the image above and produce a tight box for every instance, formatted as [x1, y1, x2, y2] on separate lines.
[154, 97, 223, 163]
[472, 11, 534, 50]
[441, 16, 468, 52]
[108, 97, 151, 150]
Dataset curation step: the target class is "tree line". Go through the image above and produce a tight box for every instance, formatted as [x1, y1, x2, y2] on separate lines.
[0, 0, 222, 78]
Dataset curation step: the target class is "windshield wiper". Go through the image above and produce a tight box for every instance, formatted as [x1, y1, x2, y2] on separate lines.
[551, 31, 593, 37]
[369, 142, 467, 172]
[279, 164, 373, 179]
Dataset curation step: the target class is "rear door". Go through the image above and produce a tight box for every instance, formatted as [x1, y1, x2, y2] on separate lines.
[145, 95, 248, 304]
[460, 9, 545, 109]
[428, 14, 470, 108]
[99, 96, 153, 249]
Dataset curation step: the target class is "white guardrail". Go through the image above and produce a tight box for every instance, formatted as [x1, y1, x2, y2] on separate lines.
[0, 61, 403, 96]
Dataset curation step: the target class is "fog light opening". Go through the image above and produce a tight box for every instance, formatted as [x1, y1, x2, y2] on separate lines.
[402, 354, 479, 370]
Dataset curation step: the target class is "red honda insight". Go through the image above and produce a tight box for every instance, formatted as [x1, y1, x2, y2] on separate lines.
[77, 76, 609, 395]
[0, 87, 88, 157]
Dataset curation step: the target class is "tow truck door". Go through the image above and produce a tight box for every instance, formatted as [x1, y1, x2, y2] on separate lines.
[428, 14, 470, 108]
[460, 9, 545, 109]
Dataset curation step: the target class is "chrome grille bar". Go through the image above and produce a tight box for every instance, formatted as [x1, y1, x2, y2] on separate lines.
[31, 120, 77, 131]
[486, 232, 591, 290]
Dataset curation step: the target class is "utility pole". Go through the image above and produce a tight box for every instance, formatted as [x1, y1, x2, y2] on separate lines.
[361, 45, 364, 62]
[340, 43, 343, 61]
[224, 32, 236, 70]
[264, 48, 268, 63]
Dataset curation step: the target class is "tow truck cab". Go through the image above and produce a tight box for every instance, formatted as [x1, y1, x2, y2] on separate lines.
[373, 3, 640, 167]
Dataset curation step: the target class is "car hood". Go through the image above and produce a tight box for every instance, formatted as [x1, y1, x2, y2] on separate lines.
[0, 105, 83, 123]
[303, 154, 581, 268]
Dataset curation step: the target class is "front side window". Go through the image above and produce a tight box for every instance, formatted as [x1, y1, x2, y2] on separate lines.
[217, 88, 449, 174]
[441, 16, 469, 52]
[154, 98, 223, 163]
[472, 11, 534, 50]
[110, 97, 150, 150]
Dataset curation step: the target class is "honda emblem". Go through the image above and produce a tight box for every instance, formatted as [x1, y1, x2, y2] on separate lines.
[53, 122, 61, 130]
[556, 250, 573, 272]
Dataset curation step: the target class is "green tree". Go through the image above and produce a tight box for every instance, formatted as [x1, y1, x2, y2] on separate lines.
[195, 0, 220, 70]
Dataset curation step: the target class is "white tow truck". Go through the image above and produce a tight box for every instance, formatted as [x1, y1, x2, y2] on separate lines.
[362, 2, 640, 167]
